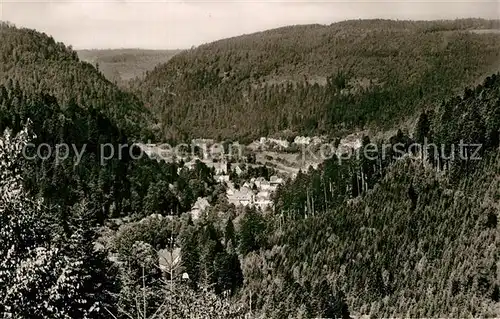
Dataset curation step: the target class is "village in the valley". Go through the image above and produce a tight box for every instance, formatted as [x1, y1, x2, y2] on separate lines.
[129, 133, 364, 277]
[175, 138, 291, 220]
[140, 133, 363, 221]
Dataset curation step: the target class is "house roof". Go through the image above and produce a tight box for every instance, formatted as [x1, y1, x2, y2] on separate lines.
[270, 176, 284, 184]
[158, 247, 181, 271]
[232, 187, 253, 200]
[192, 197, 210, 211]
[257, 191, 270, 199]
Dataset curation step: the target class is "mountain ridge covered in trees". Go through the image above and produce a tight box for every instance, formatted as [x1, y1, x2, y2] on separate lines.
[0, 22, 156, 140]
[135, 18, 500, 143]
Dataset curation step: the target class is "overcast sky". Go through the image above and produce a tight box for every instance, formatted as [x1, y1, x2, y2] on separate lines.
[2, 1, 499, 49]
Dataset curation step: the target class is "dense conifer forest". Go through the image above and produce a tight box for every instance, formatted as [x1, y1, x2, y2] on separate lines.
[135, 19, 500, 142]
[0, 19, 499, 318]
[0, 23, 156, 139]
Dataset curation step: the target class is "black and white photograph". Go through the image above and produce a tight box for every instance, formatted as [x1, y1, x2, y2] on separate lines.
[0, 0, 500, 317]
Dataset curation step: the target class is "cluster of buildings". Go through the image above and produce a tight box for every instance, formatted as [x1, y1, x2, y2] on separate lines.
[226, 176, 284, 210]
[187, 175, 285, 220]
[258, 137, 290, 149]
[253, 136, 329, 151]
[180, 157, 245, 180]
[294, 135, 325, 145]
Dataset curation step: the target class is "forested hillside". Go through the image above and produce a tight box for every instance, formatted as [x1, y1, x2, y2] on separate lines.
[252, 74, 500, 317]
[136, 19, 500, 142]
[117, 73, 500, 318]
[253, 152, 500, 317]
[0, 22, 155, 139]
[0, 20, 499, 318]
[78, 49, 181, 87]
[0, 23, 234, 317]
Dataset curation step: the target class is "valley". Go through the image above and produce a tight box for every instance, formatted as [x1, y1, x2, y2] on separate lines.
[0, 18, 499, 318]
[77, 48, 181, 87]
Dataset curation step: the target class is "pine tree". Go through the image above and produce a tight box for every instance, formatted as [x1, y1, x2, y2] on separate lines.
[179, 224, 200, 289]
[224, 218, 236, 247]
[238, 208, 265, 255]
[415, 111, 430, 144]
[46, 201, 118, 318]
[214, 251, 243, 295]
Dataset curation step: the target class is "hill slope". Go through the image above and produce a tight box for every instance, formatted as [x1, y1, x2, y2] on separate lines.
[242, 73, 500, 317]
[136, 19, 500, 142]
[77, 49, 181, 87]
[0, 23, 154, 139]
